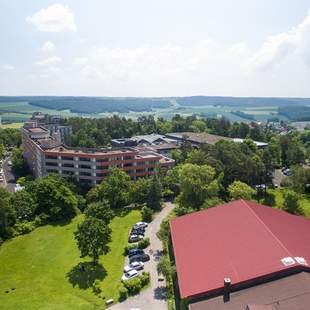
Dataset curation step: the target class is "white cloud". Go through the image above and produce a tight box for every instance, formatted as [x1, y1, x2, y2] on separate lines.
[26, 3, 76, 32]
[248, 10, 310, 71]
[36, 56, 62, 66]
[2, 64, 14, 70]
[73, 57, 89, 65]
[41, 41, 56, 52]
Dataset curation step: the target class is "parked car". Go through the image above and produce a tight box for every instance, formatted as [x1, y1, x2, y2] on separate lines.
[0, 176, 3, 182]
[128, 234, 144, 243]
[7, 160, 12, 166]
[124, 261, 144, 273]
[121, 269, 138, 281]
[133, 222, 148, 229]
[128, 248, 145, 257]
[129, 253, 150, 263]
[130, 229, 145, 237]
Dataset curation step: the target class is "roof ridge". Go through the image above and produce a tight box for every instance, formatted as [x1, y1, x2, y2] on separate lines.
[240, 199, 294, 258]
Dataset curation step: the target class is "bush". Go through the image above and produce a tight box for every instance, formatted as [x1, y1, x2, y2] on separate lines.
[124, 238, 150, 255]
[140, 272, 150, 286]
[137, 237, 150, 249]
[123, 277, 142, 295]
[141, 206, 153, 222]
[13, 221, 35, 235]
[118, 284, 128, 301]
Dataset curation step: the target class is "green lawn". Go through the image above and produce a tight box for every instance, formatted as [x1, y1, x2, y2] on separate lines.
[268, 188, 310, 217]
[0, 210, 141, 310]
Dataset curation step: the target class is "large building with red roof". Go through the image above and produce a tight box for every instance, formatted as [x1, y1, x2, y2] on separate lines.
[170, 199, 310, 309]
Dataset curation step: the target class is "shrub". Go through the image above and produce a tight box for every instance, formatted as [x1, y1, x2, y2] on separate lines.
[140, 272, 150, 286]
[123, 277, 142, 295]
[141, 206, 153, 222]
[124, 238, 150, 255]
[13, 221, 35, 235]
[118, 284, 128, 301]
[137, 237, 150, 249]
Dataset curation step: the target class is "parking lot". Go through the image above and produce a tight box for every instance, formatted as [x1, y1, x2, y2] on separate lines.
[111, 202, 175, 310]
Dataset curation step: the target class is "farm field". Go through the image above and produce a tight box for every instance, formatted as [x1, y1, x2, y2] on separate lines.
[0, 210, 141, 310]
[0, 97, 302, 122]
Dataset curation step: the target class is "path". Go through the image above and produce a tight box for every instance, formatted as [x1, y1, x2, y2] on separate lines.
[110, 202, 175, 310]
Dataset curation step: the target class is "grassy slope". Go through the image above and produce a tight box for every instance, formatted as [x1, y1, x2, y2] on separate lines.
[0, 210, 141, 310]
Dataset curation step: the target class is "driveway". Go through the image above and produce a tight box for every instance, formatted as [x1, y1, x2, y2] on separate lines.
[110, 202, 175, 310]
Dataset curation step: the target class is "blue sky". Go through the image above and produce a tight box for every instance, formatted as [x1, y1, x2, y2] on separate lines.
[0, 0, 310, 96]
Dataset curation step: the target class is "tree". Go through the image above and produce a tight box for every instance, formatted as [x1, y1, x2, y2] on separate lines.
[10, 190, 37, 222]
[11, 147, 29, 177]
[26, 174, 79, 221]
[228, 181, 255, 201]
[141, 206, 153, 222]
[146, 175, 162, 211]
[99, 167, 131, 209]
[0, 188, 15, 240]
[157, 256, 175, 279]
[283, 190, 303, 215]
[177, 163, 220, 210]
[84, 201, 113, 224]
[74, 217, 111, 264]
[130, 178, 150, 205]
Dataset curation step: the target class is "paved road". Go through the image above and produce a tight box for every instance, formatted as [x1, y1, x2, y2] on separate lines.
[110, 202, 176, 310]
[2, 157, 16, 192]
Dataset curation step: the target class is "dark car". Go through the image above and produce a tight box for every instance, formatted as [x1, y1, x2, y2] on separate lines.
[128, 234, 143, 243]
[131, 229, 145, 236]
[128, 248, 145, 257]
[129, 253, 150, 263]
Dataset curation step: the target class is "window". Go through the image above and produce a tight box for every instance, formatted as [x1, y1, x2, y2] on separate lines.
[96, 158, 108, 162]
[79, 164, 91, 169]
[46, 162, 58, 167]
[61, 156, 74, 161]
[62, 163, 74, 168]
[124, 163, 133, 167]
[124, 156, 133, 160]
[62, 170, 74, 175]
[80, 157, 91, 162]
[136, 169, 145, 173]
[80, 171, 91, 176]
[46, 155, 57, 160]
[47, 169, 58, 173]
[96, 173, 108, 177]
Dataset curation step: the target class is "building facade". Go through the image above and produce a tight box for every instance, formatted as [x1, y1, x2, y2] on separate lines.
[22, 122, 174, 185]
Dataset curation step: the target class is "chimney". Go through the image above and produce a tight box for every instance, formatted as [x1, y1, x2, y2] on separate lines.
[223, 277, 231, 302]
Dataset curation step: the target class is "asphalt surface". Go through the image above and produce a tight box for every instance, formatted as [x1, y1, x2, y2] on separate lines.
[110, 202, 176, 310]
[2, 157, 16, 192]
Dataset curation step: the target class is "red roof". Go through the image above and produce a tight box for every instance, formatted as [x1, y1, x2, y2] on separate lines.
[170, 199, 310, 299]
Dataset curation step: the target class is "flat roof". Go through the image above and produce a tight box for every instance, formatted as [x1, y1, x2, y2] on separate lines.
[170, 200, 310, 299]
[189, 272, 310, 310]
[27, 127, 49, 133]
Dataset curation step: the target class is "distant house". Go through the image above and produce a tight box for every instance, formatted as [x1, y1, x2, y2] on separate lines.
[170, 200, 310, 309]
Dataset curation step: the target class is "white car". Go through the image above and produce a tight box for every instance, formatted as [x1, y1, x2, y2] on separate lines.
[7, 160, 12, 166]
[124, 261, 144, 273]
[0, 176, 3, 182]
[121, 269, 138, 281]
[134, 222, 148, 229]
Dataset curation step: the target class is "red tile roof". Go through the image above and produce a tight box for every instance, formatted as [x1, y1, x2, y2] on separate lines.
[170, 200, 310, 299]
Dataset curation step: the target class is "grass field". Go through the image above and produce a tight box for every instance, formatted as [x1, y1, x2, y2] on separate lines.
[268, 188, 310, 217]
[0, 210, 141, 310]
[1, 122, 23, 129]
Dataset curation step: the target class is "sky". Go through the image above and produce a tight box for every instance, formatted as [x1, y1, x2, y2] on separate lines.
[0, 0, 310, 97]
